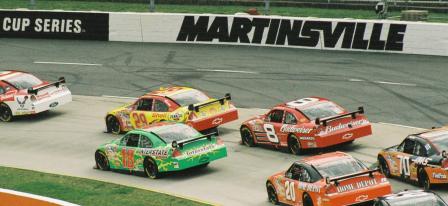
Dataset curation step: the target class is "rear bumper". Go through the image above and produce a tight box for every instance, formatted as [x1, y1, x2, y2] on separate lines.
[187, 108, 238, 132]
[321, 182, 391, 206]
[310, 124, 372, 149]
[32, 89, 72, 114]
[162, 146, 227, 172]
[426, 167, 448, 184]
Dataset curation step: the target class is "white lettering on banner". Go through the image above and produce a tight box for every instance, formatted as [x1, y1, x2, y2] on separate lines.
[1, 17, 82, 33]
[280, 125, 313, 134]
[433, 173, 447, 179]
[336, 179, 377, 193]
[318, 119, 369, 135]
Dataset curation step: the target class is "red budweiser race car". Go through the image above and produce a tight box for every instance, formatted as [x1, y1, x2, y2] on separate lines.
[0, 70, 72, 122]
[240, 97, 371, 154]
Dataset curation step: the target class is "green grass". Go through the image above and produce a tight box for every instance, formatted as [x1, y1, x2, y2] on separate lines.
[1, 0, 448, 22]
[0, 166, 209, 206]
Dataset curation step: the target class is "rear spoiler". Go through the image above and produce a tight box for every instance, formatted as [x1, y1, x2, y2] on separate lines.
[187, 93, 231, 112]
[315, 106, 364, 127]
[325, 168, 379, 186]
[171, 132, 217, 149]
[27, 77, 66, 95]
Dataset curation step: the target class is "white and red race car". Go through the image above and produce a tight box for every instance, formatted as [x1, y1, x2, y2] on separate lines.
[0, 70, 72, 121]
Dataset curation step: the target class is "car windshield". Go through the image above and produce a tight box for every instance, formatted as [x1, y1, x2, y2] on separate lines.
[152, 124, 201, 143]
[314, 157, 367, 178]
[384, 194, 446, 206]
[429, 133, 448, 153]
[170, 89, 210, 106]
[4, 73, 43, 89]
[301, 102, 344, 120]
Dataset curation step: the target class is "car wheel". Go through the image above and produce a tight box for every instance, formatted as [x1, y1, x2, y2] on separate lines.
[0, 103, 13, 122]
[144, 158, 160, 179]
[95, 150, 110, 171]
[266, 182, 279, 205]
[303, 193, 314, 206]
[378, 156, 391, 178]
[419, 168, 431, 190]
[106, 115, 121, 134]
[240, 126, 256, 147]
[288, 134, 302, 155]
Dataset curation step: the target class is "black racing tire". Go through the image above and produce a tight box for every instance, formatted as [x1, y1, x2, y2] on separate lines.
[303, 193, 314, 206]
[106, 115, 121, 134]
[197, 162, 210, 169]
[95, 150, 110, 171]
[266, 182, 279, 205]
[378, 156, 391, 178]
[288, 134, 302, 155]
[418, 168, 431, 190]
[0, 103, 13, 122]
[240, 126, 256, 147]
[144, 158, 160, 179]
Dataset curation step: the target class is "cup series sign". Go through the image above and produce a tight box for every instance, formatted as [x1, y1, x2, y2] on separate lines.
[0, 11, 109, 40]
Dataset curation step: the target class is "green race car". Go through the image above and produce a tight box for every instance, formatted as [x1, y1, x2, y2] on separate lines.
[95, 122, 227, 178]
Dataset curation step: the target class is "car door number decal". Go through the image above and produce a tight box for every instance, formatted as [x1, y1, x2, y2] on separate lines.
[122, 148, 135, 169]
[132, 113, 148, 128]
[263, 124, 279, 143]
[285, 181, 296, 202]
[398, 155, 411, 176]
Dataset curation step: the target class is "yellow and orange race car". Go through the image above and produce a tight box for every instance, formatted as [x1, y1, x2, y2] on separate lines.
[266, 152, 391, 206]
[378, 126, 448, 190]
[105, 86, 238, 134]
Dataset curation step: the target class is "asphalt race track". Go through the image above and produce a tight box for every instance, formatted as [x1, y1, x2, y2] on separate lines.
[1, 38, 448, 205]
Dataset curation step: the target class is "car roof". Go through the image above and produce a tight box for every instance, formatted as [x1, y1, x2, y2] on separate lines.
[136, 121, 184, 134]
[379, 190, 440, 202]
[141, 86, 195, 98]
[298, 151, 352, 166]
[0, 70, 26, 81]
[279, 97, 330, 110]
[417, 127, 448, 141]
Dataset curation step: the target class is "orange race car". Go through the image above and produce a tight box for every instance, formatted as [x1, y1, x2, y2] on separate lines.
[105, 86, 238, 134]
[240, 97, 371, 154]
[378, 126, 448, 190]
[266, 152, 392, 206]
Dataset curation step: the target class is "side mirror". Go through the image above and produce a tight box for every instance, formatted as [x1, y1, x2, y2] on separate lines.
[442, 150, 447, 158]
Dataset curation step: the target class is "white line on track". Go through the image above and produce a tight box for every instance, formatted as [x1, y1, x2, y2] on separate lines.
[195, 69, 259, 74]
[34, 61, 103, 66]
[348, 79, 416, 87]
[101, 95, 138, 100]
[377, 122, 425, 130]
[373, 81, 417, 87]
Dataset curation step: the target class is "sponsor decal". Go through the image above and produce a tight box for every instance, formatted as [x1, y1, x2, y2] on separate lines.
[433, 173, 447, 179]
[413, 157, 431, 166]
[342, 133, 353, 140]
[318, 119, 369, 135]
[177, 16, 407, 51]
[170, 113, 182, 121]
[298, 182, 320, 193]
[212, 117, 223, 125]
[141, 148, 168, 158]
[337, 179, 377, 193]
[185, 144, 216, 156]
[280, 125, 313, 134]
[16, 96, 28, 108]
[152, 112, 168, 119]
[355, 195, 369, 202]
[300, 136, 315, 141]
[0, 11, 109, 40]
[49, 102, 59, 108]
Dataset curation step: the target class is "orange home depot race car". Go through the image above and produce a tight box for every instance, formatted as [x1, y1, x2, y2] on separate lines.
[266, 152, 392, 206]
[240, 97, 371, 154]
[105, 86, 238, 134]
[378, 126, 448, 190]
